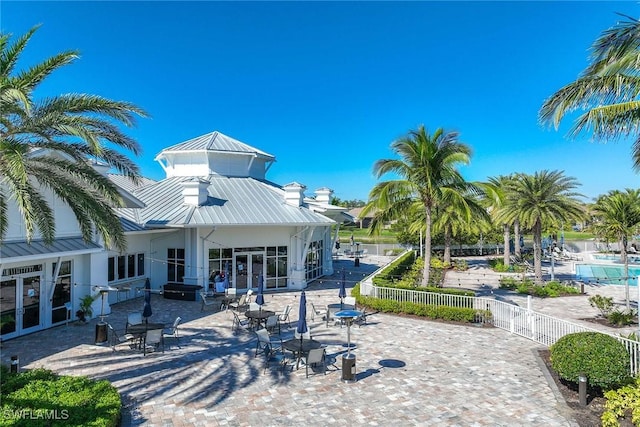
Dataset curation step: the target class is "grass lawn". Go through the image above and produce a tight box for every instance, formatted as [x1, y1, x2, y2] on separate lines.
[338, 227, 398, 244]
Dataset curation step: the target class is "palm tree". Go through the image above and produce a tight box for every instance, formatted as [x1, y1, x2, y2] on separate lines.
[500, 171, 584, 284]
[591, 189, 640, 309]
[433, 189, 491, 265]
[485, 175, 517, 267]
[0, 26, 147, 251]
[539, 14, 640, 170]
[363, 125, 478, 286]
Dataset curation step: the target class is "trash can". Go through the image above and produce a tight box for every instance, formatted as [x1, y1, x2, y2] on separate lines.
[95, 322, 108, 344]
[342, 353, 356, 383]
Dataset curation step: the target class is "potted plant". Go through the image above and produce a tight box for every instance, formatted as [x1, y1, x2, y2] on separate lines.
[76, 294, 97, 323]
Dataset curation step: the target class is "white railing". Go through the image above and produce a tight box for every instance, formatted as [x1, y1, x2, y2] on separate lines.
[360, 277, 640, 376]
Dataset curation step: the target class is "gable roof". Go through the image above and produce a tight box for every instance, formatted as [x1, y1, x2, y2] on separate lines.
[118, 175, 334, 228]
[154, 131, 275, 161]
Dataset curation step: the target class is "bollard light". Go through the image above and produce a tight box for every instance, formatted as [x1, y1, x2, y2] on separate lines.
[10, 355, 19, 373]
[578, 373, 587, 406]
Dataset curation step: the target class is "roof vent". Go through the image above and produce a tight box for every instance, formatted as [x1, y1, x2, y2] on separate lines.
[182, 178, 210, 206]
[283, 182, 306, 207]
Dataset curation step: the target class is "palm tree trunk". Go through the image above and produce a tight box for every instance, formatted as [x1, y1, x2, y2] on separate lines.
[423, 207, 432, 286]
[622, 235, 630, 310]
[503, 223, 510, 267]
[443, 225, 452, 265]
[532, 221, 543, 284]
[514, 220, 521, 258]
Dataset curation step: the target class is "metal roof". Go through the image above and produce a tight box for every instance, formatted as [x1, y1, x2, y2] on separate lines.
[155, 131, 275, 161]
[119, 175, 334, 227]
[0, 237, 103, 261]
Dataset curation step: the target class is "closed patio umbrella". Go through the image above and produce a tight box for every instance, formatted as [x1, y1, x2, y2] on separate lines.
[256, 274, 265, 309]
[338, 269, 346, 308]
[142, 278, 152, 324]
[296, 291, 308, 343]
[223, 261, 230, 290]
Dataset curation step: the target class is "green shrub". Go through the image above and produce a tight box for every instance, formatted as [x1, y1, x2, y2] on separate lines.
[0, 368, 121, 427]
[498, 278, 579, 297]
[488, 258, 525, 273]
[601, 377, 640, 427]
[499, 276, 519, 290]
[607, 310, 637, 327]
[589, 295, 615, 317]
[353, 283, 483, 324]
[550, 332, 632, 390]
[453, 259, 468, 271]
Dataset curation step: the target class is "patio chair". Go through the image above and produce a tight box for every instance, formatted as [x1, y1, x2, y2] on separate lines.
[246, 289, 254, 303]
[304, 347, 327, 378]
[310, 302, 327, 322]
[107, 324, 138, 351]
[355, 307, 367, 327]
[255, 328, 283, 357]
[277, 304, 291, 328]
[265, 315, 281, 335]
[262, 343, 289, 374]
[200, 291, 218, 312]
[143, 329, 164, 356]
[228, 294, 247, 312]
[126, 312, 143, 333]
[231, 311, 250, 334]
[164, 316, 182, 348]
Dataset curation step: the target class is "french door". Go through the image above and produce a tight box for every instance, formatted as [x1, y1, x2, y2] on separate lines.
[0, 274, 43, 339]
[234, 252, 264, 290]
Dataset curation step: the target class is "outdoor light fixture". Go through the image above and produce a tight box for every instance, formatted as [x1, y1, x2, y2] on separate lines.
[578, 373, 587, 406]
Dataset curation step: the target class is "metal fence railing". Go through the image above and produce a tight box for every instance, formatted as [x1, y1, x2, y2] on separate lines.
[359, 261, 640, 376]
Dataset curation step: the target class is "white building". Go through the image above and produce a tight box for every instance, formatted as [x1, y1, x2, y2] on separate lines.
[0, 131, 348, 339]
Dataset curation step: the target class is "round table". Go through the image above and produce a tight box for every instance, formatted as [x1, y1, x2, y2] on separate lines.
[244, 310, 275, 330]
[326, 303, 355, 326]
[283, 338, 322, 369]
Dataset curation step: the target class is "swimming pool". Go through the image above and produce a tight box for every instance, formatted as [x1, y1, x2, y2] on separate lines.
[592, 254, 640, 264]
[575, 264, 640, 286]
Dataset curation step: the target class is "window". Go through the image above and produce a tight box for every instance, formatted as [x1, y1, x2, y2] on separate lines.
[107, 253, 145, 283]
[305, 240, 323, 281]
[266, 246, 287, 289]
[168, 248, 185, 283]
[208, 248, 232, 284]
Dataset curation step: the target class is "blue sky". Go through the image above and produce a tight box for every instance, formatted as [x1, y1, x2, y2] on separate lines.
[3, 1, 639, 202]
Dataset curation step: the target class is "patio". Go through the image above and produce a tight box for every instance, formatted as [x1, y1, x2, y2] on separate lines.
[1, 257, 576, 426]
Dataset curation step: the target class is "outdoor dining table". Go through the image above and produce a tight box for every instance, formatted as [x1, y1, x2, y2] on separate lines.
[282, 338, 322, 369]
[125, 322, 165, 349]
[244, 310, 275, 330]
[326, 303, 355, 326]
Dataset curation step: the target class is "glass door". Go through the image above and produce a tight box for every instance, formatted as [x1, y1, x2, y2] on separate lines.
[21, 275, 41, 333]
[234, 252, 265, 290]
[0, 274, 42, 338]
[0, 279, 17, 338]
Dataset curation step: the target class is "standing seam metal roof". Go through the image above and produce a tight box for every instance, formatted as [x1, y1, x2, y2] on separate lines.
[119, 175, 334, 227]
[155, 131, 275, 160]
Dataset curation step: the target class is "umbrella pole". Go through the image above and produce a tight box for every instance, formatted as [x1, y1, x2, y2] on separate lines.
[346, 320, 351, 358]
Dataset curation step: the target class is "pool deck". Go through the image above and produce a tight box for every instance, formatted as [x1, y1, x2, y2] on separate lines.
[2, 252, 636, 426]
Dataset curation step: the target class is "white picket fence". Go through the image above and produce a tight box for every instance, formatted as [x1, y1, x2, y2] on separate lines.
[360, 267, 640, 376]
